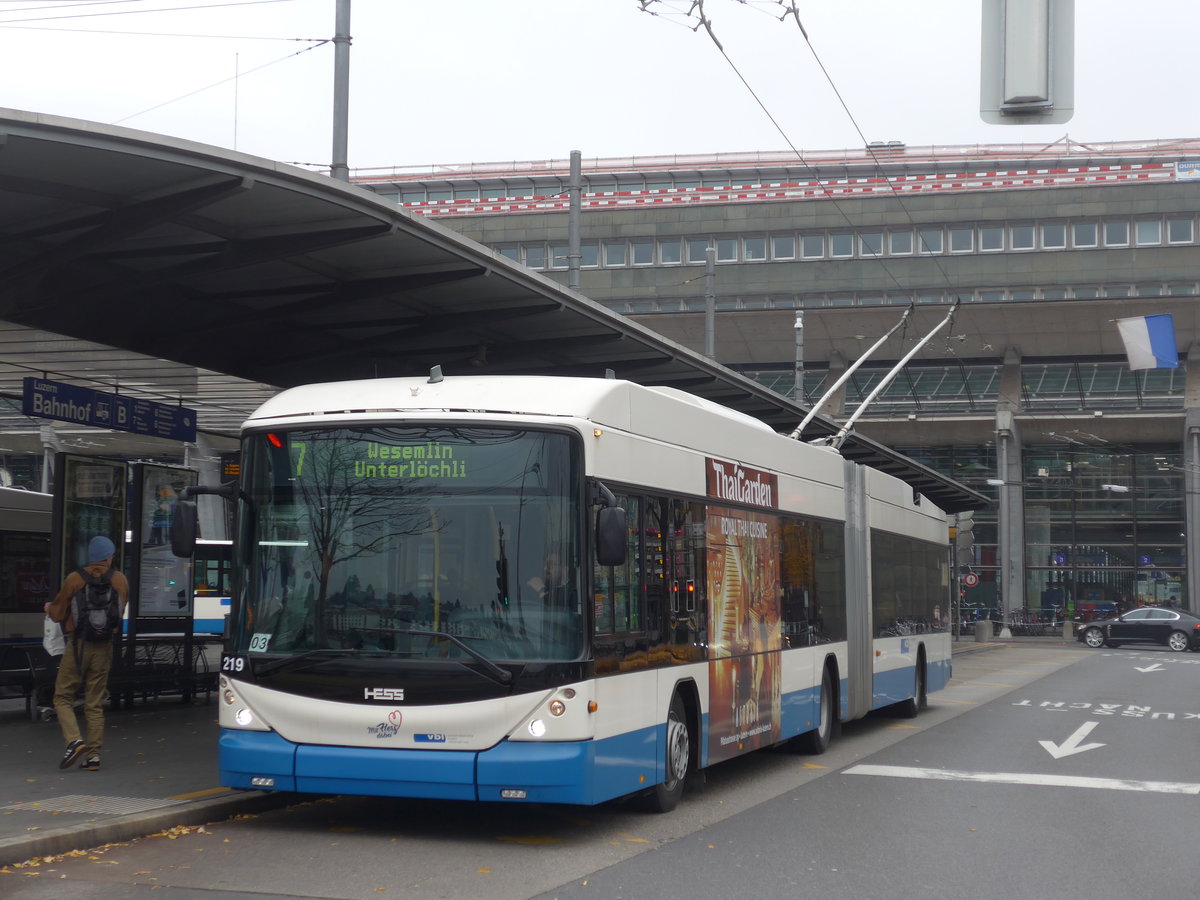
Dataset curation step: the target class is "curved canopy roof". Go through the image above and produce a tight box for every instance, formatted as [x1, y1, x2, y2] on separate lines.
[0, 109, 983, 512]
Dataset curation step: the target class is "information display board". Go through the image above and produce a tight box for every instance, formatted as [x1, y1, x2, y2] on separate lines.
[51, 454, 128, 587]
[132, 464, 197, 620]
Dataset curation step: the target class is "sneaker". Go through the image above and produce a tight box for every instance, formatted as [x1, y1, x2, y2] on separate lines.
[79, 755, 101, 771]
[59, 740, 87, 770]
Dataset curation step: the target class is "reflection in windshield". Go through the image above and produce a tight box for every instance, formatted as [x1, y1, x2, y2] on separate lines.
[233, 426, 582, 662]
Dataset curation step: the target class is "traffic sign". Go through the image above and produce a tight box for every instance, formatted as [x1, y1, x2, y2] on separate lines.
[963, 572, 980, 587]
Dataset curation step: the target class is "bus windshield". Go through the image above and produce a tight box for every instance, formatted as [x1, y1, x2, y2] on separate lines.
[232, 425, 583, 663]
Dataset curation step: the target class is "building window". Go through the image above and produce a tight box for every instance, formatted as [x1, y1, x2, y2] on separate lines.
[524, 245, 547, 269]
[771, 235, 796, 260]
[1011, 225, 1035, 250]
[860, 232, 883, 256]
[632, 241, 654, 265]
[1168, 218, 1194, 243]
[744, 237, 767, 261]
[801, 234, 825, 259]
[830, 234, 854, 257]
[1042, 223, 1067, 249]
[889, 230, 913, 255]
[949, 228, 974, 253]
[604, 242, 626, 266]
[659, 240, 681, 264]
[400, 189, 426, 203]
[1135, 220, 1162, 246]
[427, 189, 452, 202]
[980, 227, 1004, 251]
[1103, 221, 1129, 246]
[687, 239, 711, 264]
[716, 238, 739, 262]
[1042, 288, 1067, 300]
[918, 228, 943, 254]
[550, 245, 569, 268]
[1072, 222, 1098, 248]
[581, 244, 599, 267]
[498, 246, 519, 261]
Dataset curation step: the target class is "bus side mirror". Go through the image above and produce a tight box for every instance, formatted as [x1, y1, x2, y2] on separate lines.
[170, 499, 199, 558]
[596, 506, 627, 567]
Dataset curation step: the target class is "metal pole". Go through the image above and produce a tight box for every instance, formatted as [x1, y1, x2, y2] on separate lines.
[330, 0, 352, 182]
[793, 311, 804, 404]
[704, 247, 716, 359]
[568, 150, 581, 291]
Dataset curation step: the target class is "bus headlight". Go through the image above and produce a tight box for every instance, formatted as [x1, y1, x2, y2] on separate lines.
[528, 719, 547, 737]
[548, 699, 566, 717]
[235, 708, 255, 727]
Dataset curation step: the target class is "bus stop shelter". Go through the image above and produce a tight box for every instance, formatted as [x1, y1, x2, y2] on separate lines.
[0, 108, 982, 513]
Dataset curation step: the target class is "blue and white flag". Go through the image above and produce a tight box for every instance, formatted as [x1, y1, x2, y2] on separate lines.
[1116, 314, 1179, 370]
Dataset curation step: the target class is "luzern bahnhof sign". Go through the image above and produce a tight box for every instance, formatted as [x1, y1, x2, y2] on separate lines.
[23, 377, 197, 442]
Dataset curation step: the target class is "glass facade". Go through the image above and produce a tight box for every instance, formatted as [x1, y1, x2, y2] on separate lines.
[1021, 447, 1184, 619]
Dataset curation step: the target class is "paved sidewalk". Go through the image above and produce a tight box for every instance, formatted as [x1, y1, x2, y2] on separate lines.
[0, 634, 1069, 868]
[0, 693, 285, 868]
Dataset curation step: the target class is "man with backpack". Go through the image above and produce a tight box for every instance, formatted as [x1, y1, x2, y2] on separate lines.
[44, 535, 129, 771]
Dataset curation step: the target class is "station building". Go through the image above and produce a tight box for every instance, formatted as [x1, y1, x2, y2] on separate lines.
[352, 138, 1200, 620]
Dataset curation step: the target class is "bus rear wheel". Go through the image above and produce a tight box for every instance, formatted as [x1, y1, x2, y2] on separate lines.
[792, 667, 834, 754]
[641, 692, 691, 813]
[896, 658, 927, 719]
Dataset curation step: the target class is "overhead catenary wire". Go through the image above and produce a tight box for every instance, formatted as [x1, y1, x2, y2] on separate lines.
[640, 0, 1119, 441]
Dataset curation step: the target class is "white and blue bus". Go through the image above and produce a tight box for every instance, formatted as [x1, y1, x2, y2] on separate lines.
[177, 375, 953, 812]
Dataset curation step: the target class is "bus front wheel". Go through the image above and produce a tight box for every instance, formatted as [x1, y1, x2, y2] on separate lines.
[641, 692, 691, 813]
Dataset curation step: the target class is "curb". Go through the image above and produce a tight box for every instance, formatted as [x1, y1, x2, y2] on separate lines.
[0, 789, 297, 868]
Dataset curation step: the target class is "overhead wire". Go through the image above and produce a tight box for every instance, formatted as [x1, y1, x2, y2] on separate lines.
[640, 0, 1131, 439]
[0, 0, 295, 26]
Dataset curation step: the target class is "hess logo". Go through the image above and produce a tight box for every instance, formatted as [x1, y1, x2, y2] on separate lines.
[364, 687, 405, 701]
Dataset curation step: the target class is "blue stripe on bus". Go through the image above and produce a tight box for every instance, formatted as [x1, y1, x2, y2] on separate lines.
[871, 655, 951, 709]
[219, 664, 938, 803]
[219, 724, 662, 805]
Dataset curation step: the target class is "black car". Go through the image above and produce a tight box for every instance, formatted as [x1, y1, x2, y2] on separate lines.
[1076, 607, 1200, 652]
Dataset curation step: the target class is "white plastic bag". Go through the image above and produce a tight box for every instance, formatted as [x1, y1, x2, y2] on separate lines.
[43, 615, 65, 657]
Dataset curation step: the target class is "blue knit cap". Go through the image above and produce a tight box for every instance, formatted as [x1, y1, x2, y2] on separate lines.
[87, 535, 115, 563]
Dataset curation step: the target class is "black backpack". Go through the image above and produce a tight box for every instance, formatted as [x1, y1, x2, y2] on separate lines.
[73, 567, 120, 643]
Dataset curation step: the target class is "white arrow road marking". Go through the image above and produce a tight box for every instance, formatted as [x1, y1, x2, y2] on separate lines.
[843, 765, 1200, 795]
[1038, 721, 1106, 759]
[1135, 663, 1165, 672]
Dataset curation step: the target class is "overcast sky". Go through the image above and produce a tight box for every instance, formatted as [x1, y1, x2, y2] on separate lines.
[1, 0, 1195, 172]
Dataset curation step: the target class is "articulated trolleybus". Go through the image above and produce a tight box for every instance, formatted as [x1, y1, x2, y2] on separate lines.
[173, 374, 951, 812]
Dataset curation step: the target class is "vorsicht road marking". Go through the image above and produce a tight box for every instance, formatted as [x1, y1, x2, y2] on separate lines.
[843, 764, 1200, 795]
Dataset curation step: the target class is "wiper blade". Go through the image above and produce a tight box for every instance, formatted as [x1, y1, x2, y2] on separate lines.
[253, 648, 360, 676]
[399, 629, 514, 685]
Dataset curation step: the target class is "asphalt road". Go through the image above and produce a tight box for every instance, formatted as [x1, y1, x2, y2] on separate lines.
[9, 643, 1194, 900]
